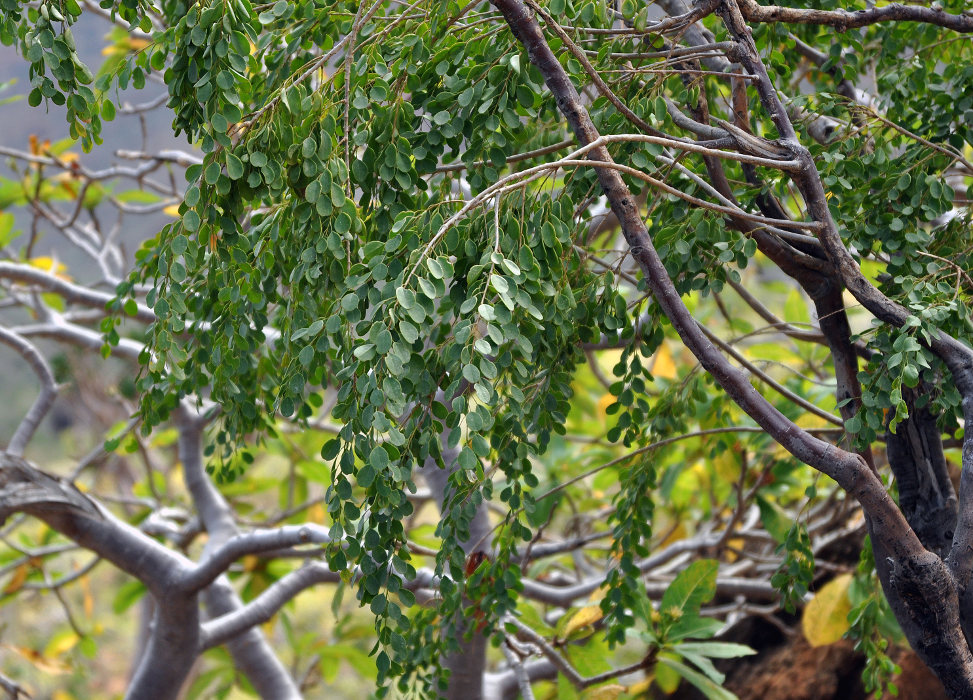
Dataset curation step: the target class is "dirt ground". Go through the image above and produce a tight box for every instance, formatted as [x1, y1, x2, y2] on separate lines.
[723, 636, 947, 700]
[663, 614, 948, 700]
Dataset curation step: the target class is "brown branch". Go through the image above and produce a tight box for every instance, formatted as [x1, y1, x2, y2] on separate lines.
[488, 0, 914, 557]
[716, 0, 973, 692]
[737, 0, 973, 33]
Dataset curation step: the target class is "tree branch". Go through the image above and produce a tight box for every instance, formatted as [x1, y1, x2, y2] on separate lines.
[0, 327, 58, 456]
[489, 0, 913, 553]
[199, 563, 340, 650]
[174, 406, 302, 698]
[736, 0, 973, 33]
[182, 525, 332, 593]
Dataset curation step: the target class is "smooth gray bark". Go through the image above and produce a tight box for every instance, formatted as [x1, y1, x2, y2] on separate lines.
[176, 406, 302, 699]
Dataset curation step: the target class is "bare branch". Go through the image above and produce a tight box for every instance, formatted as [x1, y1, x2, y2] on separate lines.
[183, 525, 331, 593]
[199, 562, 340, 649]
[0, 328, 58, 456]
[737, 0, 973, 33]
[0, 261, 156, 324]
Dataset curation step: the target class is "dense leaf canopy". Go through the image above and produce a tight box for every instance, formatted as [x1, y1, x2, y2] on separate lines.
[0, 0, 971, 697]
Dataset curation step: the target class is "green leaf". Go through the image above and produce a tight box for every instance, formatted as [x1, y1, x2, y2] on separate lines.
[183, 210, 200, 232]
[462, 364, 481, 383]
[660, 559, 718, 618]
[297, 459, 331, 484]
[375, 328, 393, 354]
[658, 657, 738, 700]
[226, 153, 244, 180]
[399, 320, 419, 344]
[369, 445, 390, 471]
[674, 641, 756, 659]
[112, 580, 147, 614]
[757, 495, 792, 544]
[395, 287, 416, 309]
[204, 162, 221, 185]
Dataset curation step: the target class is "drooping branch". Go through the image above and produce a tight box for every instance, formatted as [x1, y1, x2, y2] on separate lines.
[417, 416, 493, 700]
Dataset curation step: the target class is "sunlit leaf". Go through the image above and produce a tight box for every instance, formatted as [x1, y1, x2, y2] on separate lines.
[802, 573, 853, 647]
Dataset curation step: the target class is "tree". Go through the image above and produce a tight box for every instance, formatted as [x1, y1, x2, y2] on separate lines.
[0, 0, 971, 698]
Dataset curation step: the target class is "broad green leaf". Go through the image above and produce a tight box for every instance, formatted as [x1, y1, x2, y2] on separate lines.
[757, 495, 792, 544]
[658, 656, 738, 700]
[660, 559, 718, 618]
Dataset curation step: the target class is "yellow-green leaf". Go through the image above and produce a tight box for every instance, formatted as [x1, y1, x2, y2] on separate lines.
[802, 573, 853, 647]
[562, 605, 604, 638]
[582, 684, 626, 700]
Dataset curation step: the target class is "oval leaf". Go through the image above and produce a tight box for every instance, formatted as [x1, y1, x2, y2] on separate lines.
[802, 573, 853, 647]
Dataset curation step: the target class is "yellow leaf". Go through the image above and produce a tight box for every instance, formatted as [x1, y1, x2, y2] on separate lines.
[28, 256, 70, 279]
[651, 341, 678, 380]
[796, 412, 831, 430]
[43, 629, 79, 658]
[597, 392, 615, 418]
[563, 605, 604, 637]
[163, 204, 181, 217]
[802, 573, 853, 647]
[5, 645, 71, 675]
[712, 443, 742, 483]
[656, 522, 686, 549]
[308, 503, 326, 522]
[587, 585, 608, 603]
[582, 684, 626, 700]
[102, 37, 151, 55]
[2, 563, 29, 595]
[79, 571, 94, 617]
[723, 537, 746, 562]
[627, 678, 652, 695]
[41, 292, 65, 312]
